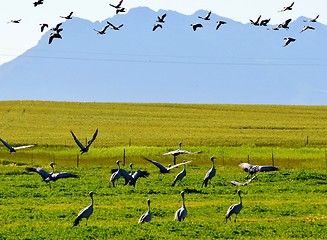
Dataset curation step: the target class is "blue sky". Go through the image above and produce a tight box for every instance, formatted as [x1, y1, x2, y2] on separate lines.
[1, 0, 326, 65]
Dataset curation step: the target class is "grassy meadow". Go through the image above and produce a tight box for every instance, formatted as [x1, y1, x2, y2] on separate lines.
[0, 100, 327, 239]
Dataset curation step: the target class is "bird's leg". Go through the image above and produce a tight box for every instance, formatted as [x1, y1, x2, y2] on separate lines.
[173, 155, 176, 165]
[209, 180, 215, 188]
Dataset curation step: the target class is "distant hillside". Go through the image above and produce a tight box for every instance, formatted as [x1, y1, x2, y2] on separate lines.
[0, 7, 327, 104]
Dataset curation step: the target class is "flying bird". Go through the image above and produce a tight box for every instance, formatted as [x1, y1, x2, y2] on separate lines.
[229, 175, 257, 187]
[225, 189, 243, 222]
[115, 7, 126, 14]
[106, 21, 124, 30]
[239, 162, 278, 177]
[216, 20, 227, 30]
[250, 15, 261, 26]
[279, 18, 292, 29]
[51, 23, 62, 32]
[283, 37, 296, 47]
[174, 191, 187, 222]
[70, 129, 98, 154]
[60, 11, 73, 20]
[300, 25, 315, 33]
[202, 156, 216, 187]
[0, 138, 34, 153]
[171, 160, 187, 187]
[143, 157, 191, 174]
[138, 199, 152, 223]
[7, 19, 22, 24]
[109, 0, 123, 9]
[73, 191, 95, 226]
[260, 18, 271, 26]
[94, 24, 110, 35]
[198, 11, 211, 21]
[156, 13, 167, 23]
[26, 162, 78, 183]
[190, 23, 203, 31]
[279, 2, 295, 12]
[162, 142, 201, 165]
[39, 23, 48, 32]
[152, 23, 162, 31]
[48, 32, 62, 44]
[33, 0, 44, 7]
[304, 15, 319, 22]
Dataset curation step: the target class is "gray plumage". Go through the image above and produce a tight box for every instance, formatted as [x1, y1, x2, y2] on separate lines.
[144, 157, 191, 174]
[202, 156, 216, 187]
[171, 161, 186, 187]
[138, 199, 152, 223]
[128, 163, 150, 187]
[229, 175, 257, 187]
[0, 138, 34, 153]
[74, 191, 95, 226]
[225, 190, 242, 222]
[239, 162, 278, 177]
[70, 129, 98, 154]
[174, 191, 187, 221]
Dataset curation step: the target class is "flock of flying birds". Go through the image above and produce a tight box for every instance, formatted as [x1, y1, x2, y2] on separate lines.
[1, 128, 279, 225]
[6, 1, 321, 47]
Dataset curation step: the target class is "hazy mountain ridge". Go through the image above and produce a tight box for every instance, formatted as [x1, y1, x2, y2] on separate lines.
[0, 7, 326, 104]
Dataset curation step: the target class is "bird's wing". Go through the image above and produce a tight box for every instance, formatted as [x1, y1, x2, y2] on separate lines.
[68, 11, 73, 18]
[285, 19, 292, 25]
[162, 13, 167, 20]
[51, 172, 78, 180]
[229, 180, 242, 186]
[289, 2, 294, 7]
[167, 160, 192, 170]
[0, 138, 14, 151]
[162, 150, 178, 155]
[26, 167, 51, 180]
[70, 131, 86, 150]
[132, 170, 150, 180]
[119, 169, 132, 184]
[86, 128, 98, 147]
[143, 157, 167, 172]
[118, 24, 123, 29]
[258, 165, 278, 172]
[239, 162, 254, 172]
[116, 0, 123, 8]
[13, 145, 34, 150]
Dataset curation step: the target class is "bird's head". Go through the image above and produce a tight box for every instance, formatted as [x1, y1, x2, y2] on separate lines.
[237, 189, 242, 195]
[116, 160, 121, 165]
[50, 162, 55, 167]
[129, 163, 134, 168]
[147, 198, 151, 204]
[210, 156, 216, 161]
[89, 191, 95, 197]
[180, 191, 185, 197]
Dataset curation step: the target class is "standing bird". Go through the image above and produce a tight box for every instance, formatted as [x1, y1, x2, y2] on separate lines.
[304, 15, 319, 22]
[70, 129, 98, 154]
[143, 157, 191, 174]
[300, 25, 315, 33]
[39, 23, 48, 32]
[60, 11, 73, 20]
[152, 23, 162, 31]
[156, 13, 167, 23]
[198, 11, 211, 21]
[283, 37, 296, 47]
[138, 199, 152, 224]
[174, 191, 187, 222]
[190, 23, 203, 31]
[202, 156, 216, 187]
[279, 2, 295, 12]
[171, 160, 187, 187]
[26, 162, 78, 183]
[73, 191, 95, 226]
[106, 21, 124, 30]
[94, 24, 110, 35]
[225, 190, 243, 222]
[110, 160, 123, 187]
[250, 15, 261, 26]
[216, 20, 227, 30]
[128, 163, 150, 187]
[0, 138, 34, 153]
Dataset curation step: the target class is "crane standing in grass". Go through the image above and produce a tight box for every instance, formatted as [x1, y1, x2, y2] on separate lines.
[73, 191, 95, 226]
[225, 189, 243, 223]
[171, 160, 187, 187]
[202, 156, 216, 187]
[174, 191, 187, 221]
[138, 199, 152, 223]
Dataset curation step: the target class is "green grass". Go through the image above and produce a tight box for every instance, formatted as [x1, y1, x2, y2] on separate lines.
[0, 101, 327, 239]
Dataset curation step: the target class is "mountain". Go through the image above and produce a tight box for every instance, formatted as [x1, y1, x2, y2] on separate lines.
[1, 7, 327, 104]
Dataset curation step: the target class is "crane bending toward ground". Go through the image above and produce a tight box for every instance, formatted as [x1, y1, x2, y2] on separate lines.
[174, 191, 187, 221]
[70, 129, 98, 154]
[26, 162, 78, 184]
[225, 189, 243, 222]
[229, 175, 257, 187]
[143, 157, 191, 174]
[171, 160, 187, 187]
[73, 191, 95, 226]
[202, 156, 216, 187]
[138, 199, 152, 223]
[0, 138, 34, 153]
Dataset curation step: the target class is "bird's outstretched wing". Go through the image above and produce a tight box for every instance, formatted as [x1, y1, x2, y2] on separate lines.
[26, 167, 51, 180]
[258, 165, 278, 172]
[86, 129, 98, 147]
[51, 172, 79, 181]
[167, 160, 192, 171]
[70, 131, 86, 150]
[0, 138, 15, 151]
[14, 145, 35, 150]
[144, 157, 168, 172]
